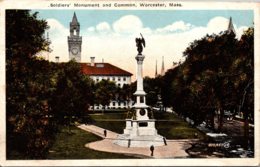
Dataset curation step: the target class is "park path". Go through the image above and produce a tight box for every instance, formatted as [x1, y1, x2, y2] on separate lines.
[77, 124, 196, 158]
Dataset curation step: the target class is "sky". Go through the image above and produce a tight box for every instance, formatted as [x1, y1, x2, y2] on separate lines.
[33, 10, 253, 80]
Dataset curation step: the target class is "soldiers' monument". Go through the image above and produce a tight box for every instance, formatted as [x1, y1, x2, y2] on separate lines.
[114, 34, 165, 147]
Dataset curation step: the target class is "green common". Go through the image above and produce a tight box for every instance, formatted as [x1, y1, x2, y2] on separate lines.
[47, 126, 137, 159]
[89, 111, 206, 139]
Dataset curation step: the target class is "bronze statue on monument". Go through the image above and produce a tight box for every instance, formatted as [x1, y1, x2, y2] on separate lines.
[135, 33, 145, 55]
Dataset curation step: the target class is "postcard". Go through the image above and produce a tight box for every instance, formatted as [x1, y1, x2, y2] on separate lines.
[0, 0, 259, 166]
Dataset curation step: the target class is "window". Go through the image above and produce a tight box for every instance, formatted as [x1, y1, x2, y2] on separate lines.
[118, 83, 121, 87]
[96, 78, 99, 82]
[118, 77, 121, 81]
[113, 102, 115, 106]
[123, 77, 126, 81]
[113, 77, 115, 81]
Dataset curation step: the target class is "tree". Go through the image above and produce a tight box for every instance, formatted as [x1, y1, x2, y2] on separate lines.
[50, 61, 93, 130]
[178, 31, 240, 130]
[6, 10, 49, 60]
[118, 84, 133, 108]
[6, 10, 55, 158]
[232, 28, 254, 146]
[160, 27, 254, 140]
[143, 76, 162, 106]
[94, 80, 117, 113]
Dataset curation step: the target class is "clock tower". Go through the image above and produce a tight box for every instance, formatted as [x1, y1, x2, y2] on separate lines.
[68, 12, 82, 62]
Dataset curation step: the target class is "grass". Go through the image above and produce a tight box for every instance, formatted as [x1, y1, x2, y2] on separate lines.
[90, 112, 127, 120]
[47, 126, 137, 159]
[90, 113, 127, 134]
[89, 111, 206, 140]
[154, 112, 206, 139]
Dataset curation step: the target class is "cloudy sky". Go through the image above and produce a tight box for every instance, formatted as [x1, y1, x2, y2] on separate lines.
[34, 10, 253, 80]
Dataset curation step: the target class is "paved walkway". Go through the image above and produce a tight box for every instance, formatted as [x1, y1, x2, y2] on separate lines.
[78, 124, 197, 158]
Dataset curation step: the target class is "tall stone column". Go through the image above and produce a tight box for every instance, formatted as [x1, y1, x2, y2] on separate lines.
[135, 54, 145, 94]
[134, 54, 146, 96]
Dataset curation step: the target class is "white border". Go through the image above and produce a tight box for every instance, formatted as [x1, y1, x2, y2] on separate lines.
[0, 1, 259, 166]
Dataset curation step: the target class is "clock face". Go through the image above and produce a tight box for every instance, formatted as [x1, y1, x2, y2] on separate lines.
[139, 109, 146, 116]
[71, 48, 78, 55]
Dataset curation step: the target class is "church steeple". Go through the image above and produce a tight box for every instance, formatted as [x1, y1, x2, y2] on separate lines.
[227, 17, 235, 34]
[161, 56, 165, 76]
[155, 60, 158, 77]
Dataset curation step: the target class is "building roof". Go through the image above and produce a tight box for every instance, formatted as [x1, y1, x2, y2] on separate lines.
[71, 12, 79, 25]
[81, 63, 132, 76]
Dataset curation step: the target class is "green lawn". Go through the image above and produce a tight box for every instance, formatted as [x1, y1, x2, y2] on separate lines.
[89, 112, 206, 140]
[47, 126, 137, 159]
[90, 112, 127, 120]
[89, 113, 127, 134]
[154, 112, 206, 139]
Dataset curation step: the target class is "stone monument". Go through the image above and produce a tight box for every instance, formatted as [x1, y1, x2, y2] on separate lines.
[114, 34, 165, 147]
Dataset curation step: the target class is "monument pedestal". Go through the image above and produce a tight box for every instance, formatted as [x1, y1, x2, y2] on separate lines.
[114, 119, 165, 147]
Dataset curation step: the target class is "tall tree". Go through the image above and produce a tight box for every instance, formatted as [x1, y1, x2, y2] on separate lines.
[6, 10, 54, 158]
[232, 28, 254, 145]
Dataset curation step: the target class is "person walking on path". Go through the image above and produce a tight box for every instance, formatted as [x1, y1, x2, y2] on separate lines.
[163, 137, 167, 145]
[104, 129, 107, 137]
[150, 145, 154, 156]
[128, 139, 131, 148]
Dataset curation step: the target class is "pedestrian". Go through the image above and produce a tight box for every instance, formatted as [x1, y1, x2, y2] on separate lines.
[128, 139, 131, 148]
[163, 137, 167, 145]
[104, 129, 107, 137]
[150, 145, 154, 156]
